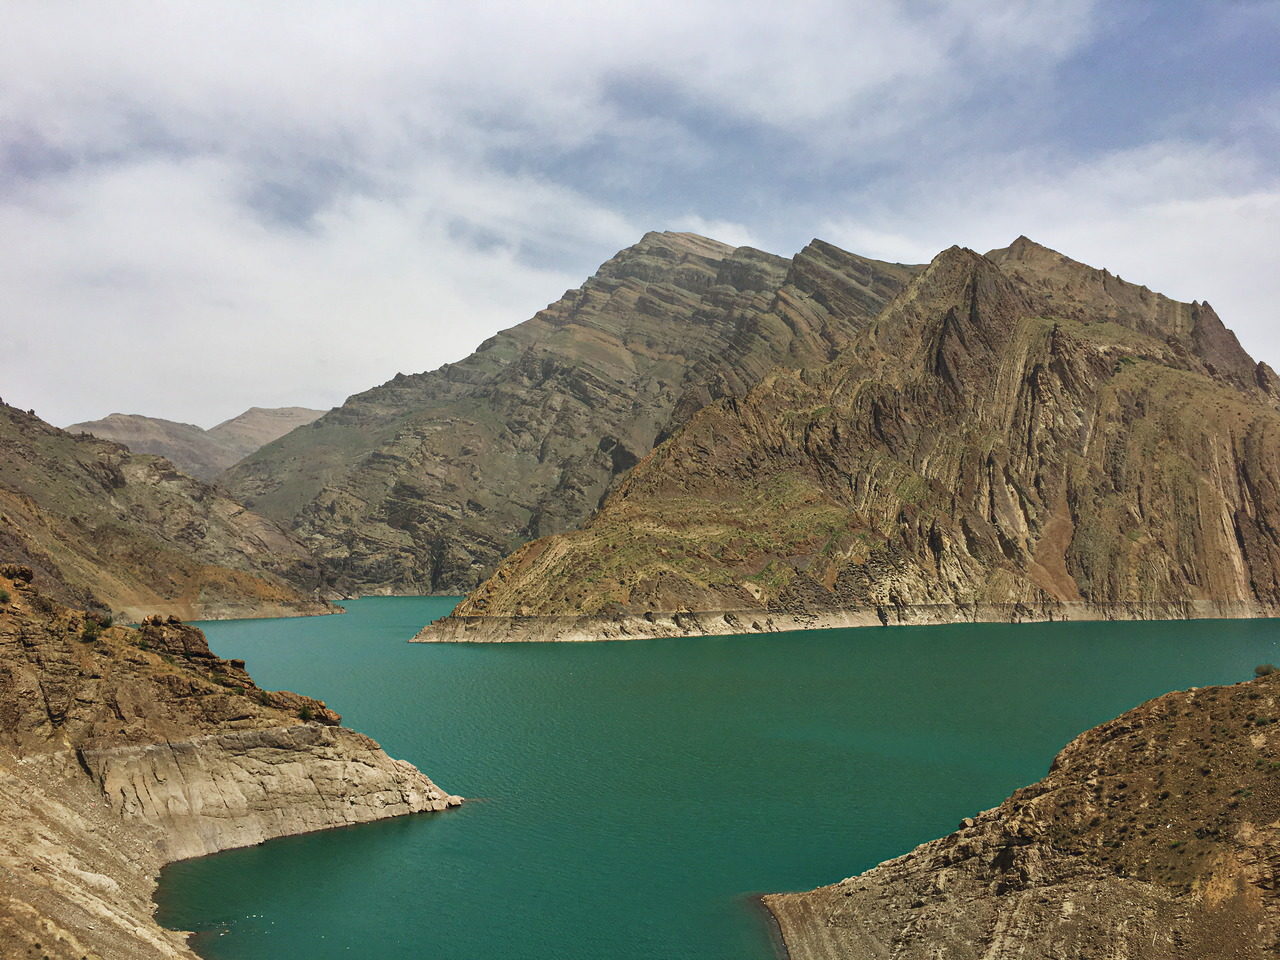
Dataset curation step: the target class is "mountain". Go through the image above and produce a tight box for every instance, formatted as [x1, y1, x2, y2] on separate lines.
[419, 238, 1280, 642]
[0, 402, 333, 620]
[68, 406, 325, 481]
[222, 231, 918, 595]
[765, 670, 1280, 959]
[0, 565, 457, 960]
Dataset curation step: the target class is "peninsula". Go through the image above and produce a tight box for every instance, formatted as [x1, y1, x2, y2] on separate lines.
[0, 565, 458, 959]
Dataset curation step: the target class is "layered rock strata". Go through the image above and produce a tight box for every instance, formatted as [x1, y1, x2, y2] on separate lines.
[765, 671, 1280, 959]
[0, 403, 334, 620]
[419, 238, 1280, 642]
[224, 231, 917, 594]
[0, 566, 458, 960]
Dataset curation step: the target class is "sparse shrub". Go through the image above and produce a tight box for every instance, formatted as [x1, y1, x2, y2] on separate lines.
[299, 705, 314, 722]
[80, 619, 102, 642]
[1256, 664, 1278, 677]
[0, 588, 10, 604]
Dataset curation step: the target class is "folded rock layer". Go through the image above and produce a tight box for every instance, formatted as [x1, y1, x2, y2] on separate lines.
[224, 231, 918, 594]
[420, 238, 1280, 642]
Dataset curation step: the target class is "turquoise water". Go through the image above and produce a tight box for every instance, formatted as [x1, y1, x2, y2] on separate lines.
[157, 599, 1280, 959]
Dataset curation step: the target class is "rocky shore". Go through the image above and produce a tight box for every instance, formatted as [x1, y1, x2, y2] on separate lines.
[0, 565, 459, 959]
[764, 671, 1280, 959]
[416, 598, 1280, 642]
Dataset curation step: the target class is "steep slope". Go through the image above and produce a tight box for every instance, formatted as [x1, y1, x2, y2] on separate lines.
[420, 239, 1280, 642]
[765, 670, 1280, 959]
[68, 406, 324, 481]
[0, 403, 332, 621]
[0, 565, 458, 960]
[223, 231, 918, 594]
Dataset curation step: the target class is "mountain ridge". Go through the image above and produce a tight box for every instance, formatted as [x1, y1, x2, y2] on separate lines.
[418, 237, 1280, 642]
[223, 230, 919, 595]
[1, 403, 333, 621]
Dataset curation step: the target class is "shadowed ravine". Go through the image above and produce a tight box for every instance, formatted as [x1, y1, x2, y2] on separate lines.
[156, 597, 1280, 960]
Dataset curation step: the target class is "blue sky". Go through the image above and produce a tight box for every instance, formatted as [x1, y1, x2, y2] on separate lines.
[1, 0, 1277, 426]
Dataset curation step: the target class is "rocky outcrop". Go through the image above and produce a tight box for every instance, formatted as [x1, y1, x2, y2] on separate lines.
[0, 567, 458, 959]
[0, 403, 334, 621]
[419, 238, 1280, 642]
[764, 670, 1280, 959]
[68, 407, 325, 481]
[223, 232, 918, 595]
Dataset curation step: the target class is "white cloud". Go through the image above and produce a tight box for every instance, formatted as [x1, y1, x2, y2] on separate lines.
[819, 138, 1280, 366]
[29, 0, 1270, 429]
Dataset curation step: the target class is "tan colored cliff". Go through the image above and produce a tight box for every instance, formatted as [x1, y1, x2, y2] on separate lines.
[419, 239, 1280, 642]
[0, 566, 459, 960]
[765, 670, 1280, 959]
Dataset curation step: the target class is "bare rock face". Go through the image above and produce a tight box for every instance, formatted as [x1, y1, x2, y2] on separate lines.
[765, 672, 1280, 959]
[223, 231, 918, 595]
[0, 569, 459, 959]
[68, 407, 325, 482]
[420, 239, 1280, 642]
[0, 403, 335, 621]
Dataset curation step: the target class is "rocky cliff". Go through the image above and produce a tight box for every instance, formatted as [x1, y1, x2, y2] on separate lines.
[420, 238, 1280, 642]
[222, 231, 918, 595]
[0, 403, 333, 621]
[0, 566, 458, 960]
[764, 671, 1280, 959]
[68, 407, 325, 481]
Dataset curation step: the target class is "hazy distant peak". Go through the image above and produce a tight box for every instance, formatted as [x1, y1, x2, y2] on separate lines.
[68, 406, 324, 481]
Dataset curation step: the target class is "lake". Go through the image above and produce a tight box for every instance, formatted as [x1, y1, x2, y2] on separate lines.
[156, 598, 1280, 959]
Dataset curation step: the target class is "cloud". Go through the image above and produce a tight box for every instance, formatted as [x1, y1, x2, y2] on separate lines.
[818, 136, 1280, 364]
[4, 0, 1275, 427]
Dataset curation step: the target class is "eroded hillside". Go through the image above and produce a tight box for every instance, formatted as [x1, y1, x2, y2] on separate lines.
[422, 238, 1280, 641]
[0, 403, 332, 620]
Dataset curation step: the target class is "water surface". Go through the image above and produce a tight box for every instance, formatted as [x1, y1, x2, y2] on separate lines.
[157, 599, 1280, 959]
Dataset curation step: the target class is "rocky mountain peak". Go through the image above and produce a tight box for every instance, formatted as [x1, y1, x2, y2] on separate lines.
[987, 235, 1261, 389]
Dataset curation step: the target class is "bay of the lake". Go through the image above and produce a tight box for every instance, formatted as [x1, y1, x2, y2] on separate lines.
[156, 597, 1280, 959]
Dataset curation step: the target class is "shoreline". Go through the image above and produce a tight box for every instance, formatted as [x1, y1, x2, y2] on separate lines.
[750, 893, 792, 960]
[413, 598, 1280, 643]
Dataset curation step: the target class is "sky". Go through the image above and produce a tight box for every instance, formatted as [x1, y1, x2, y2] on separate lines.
[1, 0, 1277, 428]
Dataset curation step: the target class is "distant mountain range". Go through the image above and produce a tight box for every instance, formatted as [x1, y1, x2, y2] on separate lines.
[68, 406, 325, 481]
[421, 235, 1280, 641]
[12, 230, 1280, 638]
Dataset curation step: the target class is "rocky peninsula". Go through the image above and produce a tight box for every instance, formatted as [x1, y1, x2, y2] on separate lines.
[765, 670, 1280, 959]
[419, 238, 1280, 643]
[0, 565, 459, 959]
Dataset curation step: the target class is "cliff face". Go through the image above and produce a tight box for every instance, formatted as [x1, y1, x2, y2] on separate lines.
[765, 671, 1280, 959]
[222, 232, 918, 595]
[421, 238, 1280, 642]
[0, 566, 458, 960]
[0, 403, 333, 621]
[68, 407, 325, 481]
